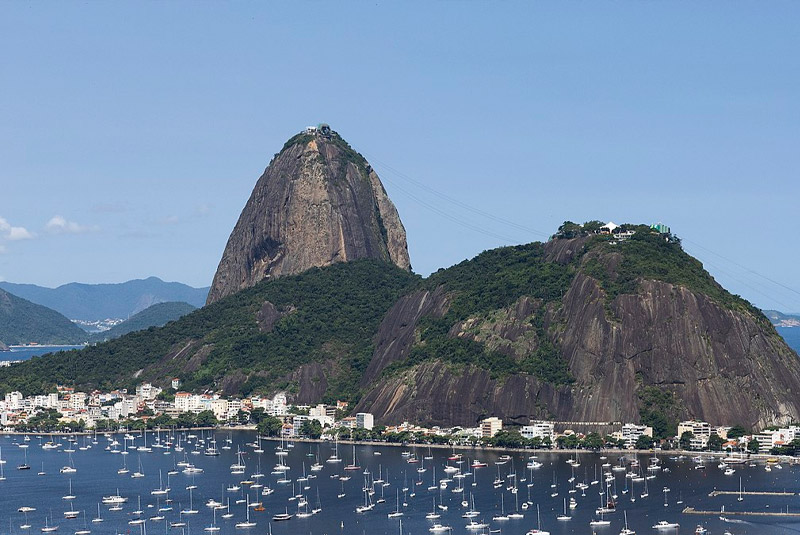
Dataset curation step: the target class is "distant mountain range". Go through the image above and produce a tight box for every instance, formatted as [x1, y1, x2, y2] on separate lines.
[763, 309, 800, 327]
[90, 302, 196, 342]
[0, 277, 209, 322]
[0, 288, 86, 345]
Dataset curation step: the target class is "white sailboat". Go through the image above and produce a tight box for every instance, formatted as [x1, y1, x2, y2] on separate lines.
[619, 510, 636, 535]
[235, 496, 256, 528]
[556, 497, 571, 521]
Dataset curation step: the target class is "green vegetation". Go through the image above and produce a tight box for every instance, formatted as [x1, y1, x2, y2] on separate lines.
[0, 260, 419, 400]
[91, 302, 196, 342]
[581, 225, 765, 320]
[386, 243, 576, 385]
[0, 288, 86, 345]
[727, 424, 747, 439]
[638, 386, 681, 440]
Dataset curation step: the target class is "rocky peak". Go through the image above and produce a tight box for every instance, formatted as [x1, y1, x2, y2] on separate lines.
[207, 126, 411, 304]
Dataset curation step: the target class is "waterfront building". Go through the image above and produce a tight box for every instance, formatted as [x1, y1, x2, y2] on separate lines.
[612, 423, 653, 448]
[481, 417, 503, 438]
[356, 412, 374, 430]
[521, 420, 555, 441]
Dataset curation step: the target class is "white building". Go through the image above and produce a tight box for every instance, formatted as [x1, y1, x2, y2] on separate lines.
[4, 392, 23, 411]
[678, 420, 713, 449]
[211, 399, 229, 421]
[614, 423, 653, 449]
[356, 413, 374, 431]
[521, 421, 555, 441]
[70, 392, 87, 411]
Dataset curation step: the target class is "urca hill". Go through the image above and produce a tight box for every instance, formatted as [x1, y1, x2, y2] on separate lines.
[2, 128, 799, 437]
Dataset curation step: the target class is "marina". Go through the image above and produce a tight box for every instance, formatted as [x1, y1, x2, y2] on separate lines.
[1, 432, 798, 534]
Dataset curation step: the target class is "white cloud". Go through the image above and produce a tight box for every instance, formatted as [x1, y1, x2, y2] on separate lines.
[0, 216, 35, 241]
[0, 244, 6, 254]
[45, 215, 98, 235]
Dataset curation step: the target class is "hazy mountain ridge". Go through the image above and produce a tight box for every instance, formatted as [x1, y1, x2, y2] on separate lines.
[0, 288, 87, 345]
[763, 309, 800, 327]
[0, 277, 209, 321]
[90, 302, 197, 342]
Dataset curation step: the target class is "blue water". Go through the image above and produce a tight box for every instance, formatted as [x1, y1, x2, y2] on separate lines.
[0, 345, 83, 362]
[1, 432, 798, 535]
[778, 327, 800, 355]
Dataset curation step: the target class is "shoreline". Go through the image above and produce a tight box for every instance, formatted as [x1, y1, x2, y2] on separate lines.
[2, 427, 793, 463]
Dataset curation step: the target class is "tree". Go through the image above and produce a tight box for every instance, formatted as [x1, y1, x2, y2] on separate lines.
[195, 410, 218, 427]
[556, 434, 579, 449]
[635, 434, 654, 450]
[582, 433, 604, 451]
[679, 431, 694, 450]
[300, 419, 323, 439]
[492, 430, 525, 449]
[726, 425, 747, 440]
[256, 415, 283, 437]
[249, 408, 267, 424]
[707, 433, 725, 451]
[747, 438, 760, 454]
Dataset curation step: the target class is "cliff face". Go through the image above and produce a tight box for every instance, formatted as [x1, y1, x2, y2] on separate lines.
[352, 237, 800, 430]
[207, 130, 410, 304]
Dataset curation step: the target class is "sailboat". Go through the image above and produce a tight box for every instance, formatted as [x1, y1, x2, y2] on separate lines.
[181, 487, 198, 515]
[426, 497, 441, 520]
[41, 514, 58, 533]
[493, 493, 510, 521]
[230, 449, 246, 474]
[344, 445, 360, 471]
[619, 510, 636, 535]
[63, 479, 77, 501]
[235, 496, 256, 528]
[91, 503, 103, 524]
[327, 437, 342, 463]
[271, 508, 292, 522]
[738, 477, 744, 502]
[151, 470, 169, 495]
[20, 510, 32, 530]
[18, 448, 31, 470]
[60, 452, 76, 474]
[131, 456, 145, 478]
[388, 489, 403, 518]
[508, 485, 524, 519]
[203, 508, 220, 532]
[556, 497, 571, 521]
[74, 511, 91, 535]
[525, 504, 550, 535]
[355, 485, 374, 513]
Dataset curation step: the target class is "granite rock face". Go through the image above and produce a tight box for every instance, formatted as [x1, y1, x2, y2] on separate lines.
[207, 129, 410, 304]
[352, 239, 800, 430]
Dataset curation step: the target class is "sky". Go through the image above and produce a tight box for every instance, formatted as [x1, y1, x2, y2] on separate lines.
[1, 2, 798, 312]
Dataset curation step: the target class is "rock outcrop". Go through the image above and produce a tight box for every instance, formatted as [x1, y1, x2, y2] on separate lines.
[352, 237, 800, 430]
[207, 128, 410, 304]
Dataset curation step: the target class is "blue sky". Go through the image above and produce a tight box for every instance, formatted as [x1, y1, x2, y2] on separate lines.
[1, 2, 798, 312]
